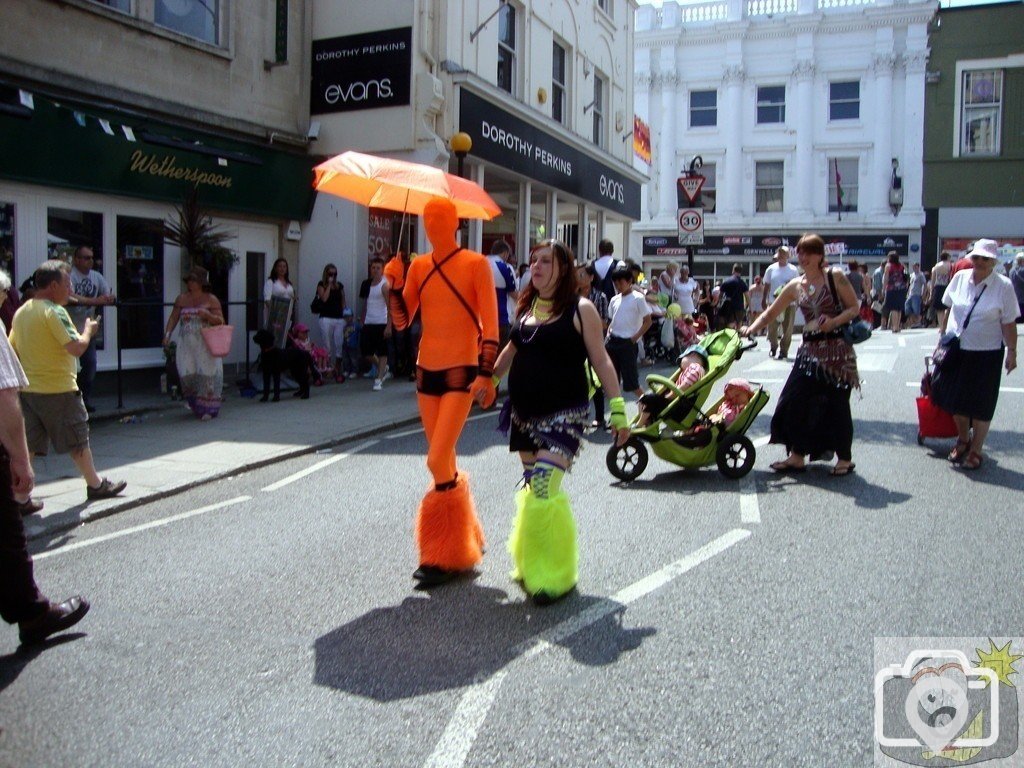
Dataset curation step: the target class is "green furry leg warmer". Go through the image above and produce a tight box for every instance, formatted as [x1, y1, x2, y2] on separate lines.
[507, 486, 578, 599]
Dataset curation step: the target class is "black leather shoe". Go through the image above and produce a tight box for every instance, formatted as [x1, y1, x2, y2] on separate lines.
[412, 565, 456, 587]
[532, 589, 573, 607]
[19, 596, 90, 645]
[15, 498, 44, 516]
[87, 478, 127, 500]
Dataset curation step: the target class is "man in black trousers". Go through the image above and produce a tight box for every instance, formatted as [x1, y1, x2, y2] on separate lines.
[0, 276, 89, 646]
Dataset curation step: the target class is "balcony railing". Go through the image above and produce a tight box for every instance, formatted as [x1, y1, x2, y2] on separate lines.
[641, 0, 919, 29]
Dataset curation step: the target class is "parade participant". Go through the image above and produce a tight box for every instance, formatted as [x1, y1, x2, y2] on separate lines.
[493, 239, 628, 605]
[742, 234, 861, 476]
[933, 239, 1019, 470]
[394, 199, 499, 587]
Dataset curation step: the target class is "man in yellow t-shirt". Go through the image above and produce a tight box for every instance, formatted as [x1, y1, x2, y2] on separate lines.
[9, 260, 126, 512]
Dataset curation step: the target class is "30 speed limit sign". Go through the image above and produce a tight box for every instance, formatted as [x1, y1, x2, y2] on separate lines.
[677, 207, 704, 245]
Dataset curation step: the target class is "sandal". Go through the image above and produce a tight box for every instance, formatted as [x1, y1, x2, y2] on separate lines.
[961, 451, 983, 471]
[770, 460, 807, 474]
[830, 463, 856, 477]
[948, 439, 971, 463]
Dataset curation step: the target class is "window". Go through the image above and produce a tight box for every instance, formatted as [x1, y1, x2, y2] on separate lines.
[592, 74, 606, 148]
[689, 90, 717, 128]
[827, 158, 858, 213]
[755, 161, 784, 213]
[497, 4, 517, 95]
[961, 70, 1002, 156]
[756, 85, 785, 124]
[47, 208, 105, 347]
[0, 203, 14, 287]
[597, 0, 612, 17]
[155, 0, 220, 45]
[552, 42, 567, 125]
[117, 216, 166, 349]
[89, 0, 131, 10]
[829, 81, 860, 121]
[699, 163, 716, 213]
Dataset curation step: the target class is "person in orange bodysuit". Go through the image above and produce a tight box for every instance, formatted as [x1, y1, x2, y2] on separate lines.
[392, 199, 498, 587]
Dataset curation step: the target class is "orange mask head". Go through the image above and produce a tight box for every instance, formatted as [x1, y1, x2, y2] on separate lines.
[423, 198, 460, 251]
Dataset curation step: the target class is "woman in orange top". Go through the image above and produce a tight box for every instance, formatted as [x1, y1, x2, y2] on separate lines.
[394, 199, 499, 587]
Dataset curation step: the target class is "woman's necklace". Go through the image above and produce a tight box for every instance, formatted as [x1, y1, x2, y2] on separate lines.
[520, 296, 555, 344]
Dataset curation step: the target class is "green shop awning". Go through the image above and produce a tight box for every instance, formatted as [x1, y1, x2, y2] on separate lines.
[0, 94, 317, 221]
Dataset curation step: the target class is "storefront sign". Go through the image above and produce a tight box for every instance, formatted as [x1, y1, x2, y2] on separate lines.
[459, 90, 641, 219]
[128, 150, 232, 189]
[643, 233, 911, 259]
[311, 28, 412, 115]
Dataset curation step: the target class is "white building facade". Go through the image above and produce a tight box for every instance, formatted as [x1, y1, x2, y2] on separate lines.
[632, 0, 936, 280]
[299, 0, 646, 331]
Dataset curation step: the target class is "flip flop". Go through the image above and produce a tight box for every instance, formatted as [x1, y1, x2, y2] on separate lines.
[830, 463, 856, 477]
[948, 439, 970, 463]
[961, 452, 983, 471]
[770, 460, 807, 474]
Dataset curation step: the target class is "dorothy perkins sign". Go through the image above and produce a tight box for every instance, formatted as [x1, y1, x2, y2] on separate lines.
[311, 27, 412, 115]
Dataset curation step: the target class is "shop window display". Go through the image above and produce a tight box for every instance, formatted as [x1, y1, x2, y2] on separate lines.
[117, 215, 165, 349]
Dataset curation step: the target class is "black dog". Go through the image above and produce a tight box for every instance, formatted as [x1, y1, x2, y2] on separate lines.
[253, 329, 311, 402]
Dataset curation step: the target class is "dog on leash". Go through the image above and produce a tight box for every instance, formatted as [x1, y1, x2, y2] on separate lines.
[252, 329, 311, 401]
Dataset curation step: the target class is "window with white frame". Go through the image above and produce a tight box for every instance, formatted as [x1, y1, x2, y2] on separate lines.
[592, 73, 606, 148]
[552, 41, 567, 125]
[755, 161, 784, 213]
[689, 90, 717, 128]
[827, 158, 858, 213]
[756, 85, 785, 124]
[699, 163, 716, 213]
[829, 81, 860, 121]
[597, 0, 613, 17]
[89, 0, 130, 11]
[497, 4, 517, 95]
[961, 69, 1002, 156]
[155, 0, 221, 45]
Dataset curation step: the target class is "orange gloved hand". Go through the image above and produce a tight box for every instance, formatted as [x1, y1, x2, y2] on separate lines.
[470, 376, 497, 409]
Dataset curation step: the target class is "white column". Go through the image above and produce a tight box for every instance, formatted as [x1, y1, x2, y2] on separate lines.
[546, 191, 558, 242]
[721, 65, 745, 218]
[792, 60, 815, 217]
[645, 71, 662, 218]
[902, 48, 928, 220]
[517, 181, 532, 262]
[658, 71, 678, 220]
[577, 204, 590, 263]
[468, 163, 485, 252]
[871, 53, 897, 217]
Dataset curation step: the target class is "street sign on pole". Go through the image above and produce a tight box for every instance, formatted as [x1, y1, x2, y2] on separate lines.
[677, 208, 704, 245]
[677, 175, 706, 206]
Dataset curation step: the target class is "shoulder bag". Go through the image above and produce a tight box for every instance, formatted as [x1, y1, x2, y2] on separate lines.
[826, 269, 872, 345]
[201, 324, 234, 358]
[932, 283, 987, 370]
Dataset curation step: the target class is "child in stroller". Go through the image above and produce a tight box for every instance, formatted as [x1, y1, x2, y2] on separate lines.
[607, 329, 769, 480]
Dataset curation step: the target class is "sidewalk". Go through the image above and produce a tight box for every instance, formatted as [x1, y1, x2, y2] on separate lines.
[25, 374, 425, 543]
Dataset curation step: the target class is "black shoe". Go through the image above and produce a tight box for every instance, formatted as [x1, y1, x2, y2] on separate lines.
[87, 478, 127, 500]
[532, 588, 573, 607]
[770, 349, 778, 359]
[15, 498, 44, 516]
[19, 596, 90, 645]
[412, 565, 456, 587]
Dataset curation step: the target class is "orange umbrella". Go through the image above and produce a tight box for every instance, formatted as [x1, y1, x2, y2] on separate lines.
[313, 151, 501, 220]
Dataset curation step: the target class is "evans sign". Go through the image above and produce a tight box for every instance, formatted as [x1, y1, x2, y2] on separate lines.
[311, 28, 411, 115]
[459, 90, 641, 219]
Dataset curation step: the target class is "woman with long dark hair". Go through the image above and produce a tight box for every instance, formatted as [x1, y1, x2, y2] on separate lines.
[313, 262, 346, 381]
[492, 240, 628, 605]
[264, 258, 295, 347]
[882, 251, 907, 333]
[742, 234, 862, 476]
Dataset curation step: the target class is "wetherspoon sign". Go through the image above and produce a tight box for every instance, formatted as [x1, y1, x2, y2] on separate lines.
[459, 90, 640, 219]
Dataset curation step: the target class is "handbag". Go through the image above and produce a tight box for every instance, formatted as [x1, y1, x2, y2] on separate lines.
[201, 324, 234, 358]
[310, 296, 325, 314]
[826, 269, 872, 345]
[932, 284, 987, 370]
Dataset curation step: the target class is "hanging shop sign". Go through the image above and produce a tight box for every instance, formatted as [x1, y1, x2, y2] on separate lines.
[311, 27, 412, 115]
[643, 233, 911, 259]
[459, 90, 641, 220]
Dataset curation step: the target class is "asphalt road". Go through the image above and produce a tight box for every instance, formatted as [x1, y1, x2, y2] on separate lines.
[2, 328, 1022, 768]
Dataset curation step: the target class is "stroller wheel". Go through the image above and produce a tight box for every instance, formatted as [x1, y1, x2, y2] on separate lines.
[607, 437, 649, 482]
[916, 432, 925, 446]
[716, 435, 755, 479]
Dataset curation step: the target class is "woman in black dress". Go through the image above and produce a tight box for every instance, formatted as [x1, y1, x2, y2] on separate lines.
[492, 240, 628, 604]
[742, 234, 862, 476]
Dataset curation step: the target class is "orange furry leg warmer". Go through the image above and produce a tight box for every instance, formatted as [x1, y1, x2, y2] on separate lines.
[415, 472, 485, 571]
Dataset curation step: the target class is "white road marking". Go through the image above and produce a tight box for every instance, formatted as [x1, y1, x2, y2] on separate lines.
[753, 435, 770, 448]
[898, 335, 907, 348]
[261, 439, 379, 492]
[423, 529, 752, 768]
[34, 496, 252, 561]
[740, 477, 761, 524]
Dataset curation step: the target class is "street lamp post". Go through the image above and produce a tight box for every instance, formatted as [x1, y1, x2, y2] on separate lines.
[450, 132, 472, 178]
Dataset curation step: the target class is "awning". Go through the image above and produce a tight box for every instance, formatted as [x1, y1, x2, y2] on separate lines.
[0, 90, 318, 221]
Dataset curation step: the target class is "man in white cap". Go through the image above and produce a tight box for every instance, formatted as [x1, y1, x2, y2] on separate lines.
[763, 246, 799, 359]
